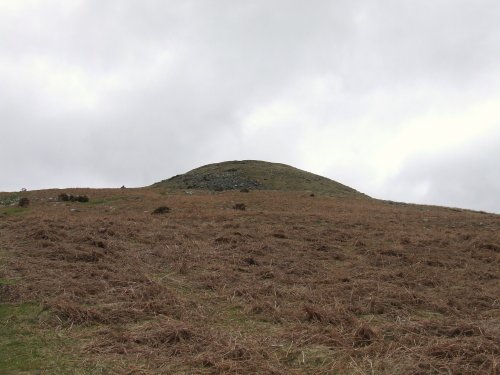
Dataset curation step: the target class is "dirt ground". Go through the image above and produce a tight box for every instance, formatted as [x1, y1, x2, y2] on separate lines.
[1, 188, 499, 374]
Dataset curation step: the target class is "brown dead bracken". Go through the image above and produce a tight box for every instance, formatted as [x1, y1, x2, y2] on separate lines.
[0, 188, 498, 374]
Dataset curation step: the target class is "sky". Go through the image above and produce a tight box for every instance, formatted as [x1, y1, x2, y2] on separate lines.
[1, 0, 499, 213]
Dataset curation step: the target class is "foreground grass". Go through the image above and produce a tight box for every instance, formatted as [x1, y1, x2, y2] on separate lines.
[0, 188, 498, 374]
[0, 301, 116, 374]
[0, 303, 61, 373]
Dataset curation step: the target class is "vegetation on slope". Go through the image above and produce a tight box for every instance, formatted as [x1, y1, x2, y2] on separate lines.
[1, 187, 499, 374]
[153, 160, 366, 197]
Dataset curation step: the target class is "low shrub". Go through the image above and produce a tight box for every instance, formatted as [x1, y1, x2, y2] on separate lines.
[233, 203, 246, 211]
[152, 206, 170, 214]
[58, 194, 89, 203]
[18, 198, 30, 208]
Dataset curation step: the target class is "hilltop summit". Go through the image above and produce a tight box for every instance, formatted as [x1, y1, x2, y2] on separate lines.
[153, 160, 366, 197]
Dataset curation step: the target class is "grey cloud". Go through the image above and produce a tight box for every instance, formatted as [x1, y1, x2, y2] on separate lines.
[380, 130, 500, 213]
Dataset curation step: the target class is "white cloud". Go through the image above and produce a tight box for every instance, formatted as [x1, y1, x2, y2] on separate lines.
[367, 93, 500, 181]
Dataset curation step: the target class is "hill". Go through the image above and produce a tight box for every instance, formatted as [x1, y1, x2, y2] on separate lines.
[0, 178, 498, 373]
[153, 160, 366, 197]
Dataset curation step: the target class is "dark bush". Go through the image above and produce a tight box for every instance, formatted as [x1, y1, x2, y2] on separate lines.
[152, 206, 170, 215]
[69, 195, 89, 203]
[233, 203, 246, 211]
[59, 194, 89, 203]
[58, 193, 69, 202]
[18, 198, 30, 208]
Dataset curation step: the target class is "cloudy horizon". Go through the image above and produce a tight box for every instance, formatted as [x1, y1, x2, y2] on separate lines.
[1, 1, 499, 213]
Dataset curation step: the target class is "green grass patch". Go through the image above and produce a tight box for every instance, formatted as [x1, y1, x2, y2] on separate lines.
[0, 278, 16, 286]
[0, 303, 48, 372]
[0, 303, 80, 374]
[87, 196, 124, 205]
[0, 207, 29, 216]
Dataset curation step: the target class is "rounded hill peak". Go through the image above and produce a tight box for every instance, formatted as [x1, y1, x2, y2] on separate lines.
[153, 160, 366, 197]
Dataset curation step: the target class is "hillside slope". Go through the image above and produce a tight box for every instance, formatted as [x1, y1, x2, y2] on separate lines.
[153, 160, 366, 197]
[1, 187, 498, 374]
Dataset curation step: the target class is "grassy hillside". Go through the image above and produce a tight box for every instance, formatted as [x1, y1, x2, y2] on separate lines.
[1, 187, 498, 374]
[153, 160, 366, 197]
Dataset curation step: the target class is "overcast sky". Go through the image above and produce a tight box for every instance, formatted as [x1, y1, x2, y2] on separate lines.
[1, 0, 499, 213]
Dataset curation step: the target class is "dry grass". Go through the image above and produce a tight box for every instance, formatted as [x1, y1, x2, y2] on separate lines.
[0, 188, 499, 374]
